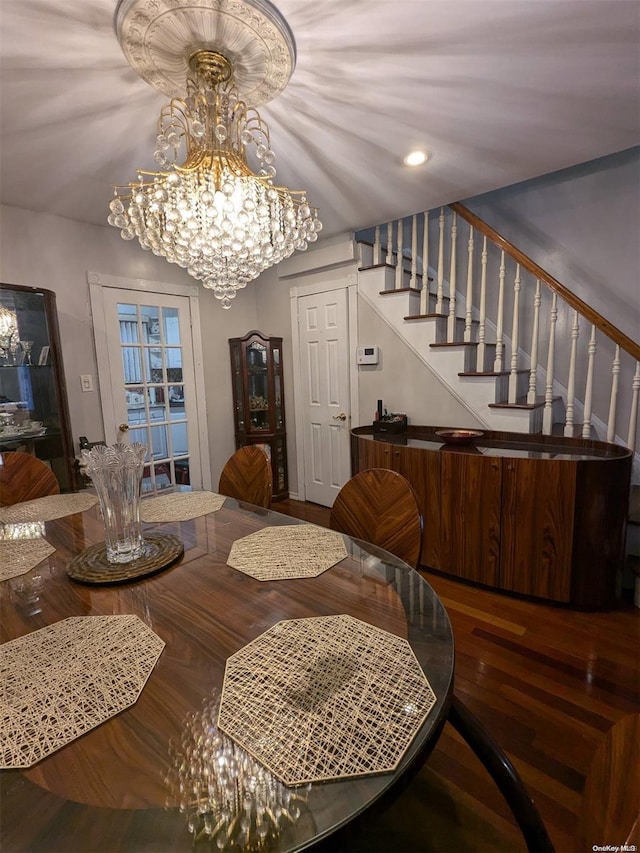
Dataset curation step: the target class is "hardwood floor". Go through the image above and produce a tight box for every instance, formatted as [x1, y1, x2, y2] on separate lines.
[276, 498, 640, 852]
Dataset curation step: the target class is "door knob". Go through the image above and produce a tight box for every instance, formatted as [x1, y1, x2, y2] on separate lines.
[118, 423, 130, 432]
[332, 412, 347, 421]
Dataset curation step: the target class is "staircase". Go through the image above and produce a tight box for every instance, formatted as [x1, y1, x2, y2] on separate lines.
[356, 204, 640, 467]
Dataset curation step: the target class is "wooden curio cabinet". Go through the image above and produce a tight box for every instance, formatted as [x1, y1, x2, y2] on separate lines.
[229, 330, 288, 500]
[0, 283, 76, 491]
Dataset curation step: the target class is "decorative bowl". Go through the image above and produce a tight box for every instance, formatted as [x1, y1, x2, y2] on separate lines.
[435, 429, 484, 445]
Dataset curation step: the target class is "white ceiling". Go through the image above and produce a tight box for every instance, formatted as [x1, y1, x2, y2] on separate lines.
[1, 0, 638, 239]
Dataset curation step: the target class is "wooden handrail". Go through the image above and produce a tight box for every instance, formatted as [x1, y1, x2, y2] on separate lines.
[449, 202, 640, 362]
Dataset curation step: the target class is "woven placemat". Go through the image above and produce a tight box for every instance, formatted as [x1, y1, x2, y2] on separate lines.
[218, 614, 437, 786]
[0, 493, 98, 524]
[66, 533, 183, 585]
[1, 614, 165, 768]
[0, 538, 55, 582]
[227, 525, 347, 581]
[140, 490, 226, 522]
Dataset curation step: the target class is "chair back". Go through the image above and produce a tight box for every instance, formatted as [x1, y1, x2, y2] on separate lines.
[218, 445, 272, 508]
[580, 712, 640, 850]
[0, 451, 60, 506]
[329, 468, 422, 568]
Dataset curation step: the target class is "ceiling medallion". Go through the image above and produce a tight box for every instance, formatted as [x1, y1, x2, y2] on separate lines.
[110, 0, 321, 308]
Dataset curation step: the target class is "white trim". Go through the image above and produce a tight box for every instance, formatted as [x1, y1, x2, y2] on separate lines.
[289, 263, 359, 503]
[86, 270, 212, 490]
[87, 271, 199, 298]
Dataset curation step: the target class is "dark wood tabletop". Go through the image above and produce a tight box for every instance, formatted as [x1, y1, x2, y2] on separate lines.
[0, 497, 454, 852]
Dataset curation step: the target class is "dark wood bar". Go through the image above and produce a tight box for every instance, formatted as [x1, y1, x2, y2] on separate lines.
[351, 426, 633, 610]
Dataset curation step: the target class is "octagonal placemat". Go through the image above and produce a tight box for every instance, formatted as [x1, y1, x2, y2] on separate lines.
[227, 525, 347, 581]
[1, 614, 165, 768]
[218, 614, 436, 785]
[0, 538, 55, 582]
[0, 493, 98, 524]
[141, 490, 226, 522]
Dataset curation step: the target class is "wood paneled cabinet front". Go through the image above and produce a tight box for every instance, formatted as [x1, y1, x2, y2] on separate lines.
[351, 427, 632, 609]
[229, 330, 288, 500]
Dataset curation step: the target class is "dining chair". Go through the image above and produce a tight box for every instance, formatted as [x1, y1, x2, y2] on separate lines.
[0, 450, 60, 506]
[329, 467, 423, 568]
[218, 445, 272, 508]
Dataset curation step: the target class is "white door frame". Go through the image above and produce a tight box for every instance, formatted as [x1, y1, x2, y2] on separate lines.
[289, 272, 359, 502]
[87, 270, 212, 490]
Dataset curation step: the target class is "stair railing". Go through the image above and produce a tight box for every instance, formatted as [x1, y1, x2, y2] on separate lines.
[362, 204, 640, 453]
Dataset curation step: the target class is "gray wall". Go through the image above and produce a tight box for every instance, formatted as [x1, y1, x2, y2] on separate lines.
[463, 146, 639, 344]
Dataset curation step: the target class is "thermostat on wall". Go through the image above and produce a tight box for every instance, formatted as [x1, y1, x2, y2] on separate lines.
[356, 345, 379, 365]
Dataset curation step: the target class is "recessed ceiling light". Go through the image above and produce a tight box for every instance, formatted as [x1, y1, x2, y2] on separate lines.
[403, 150, 429, 167]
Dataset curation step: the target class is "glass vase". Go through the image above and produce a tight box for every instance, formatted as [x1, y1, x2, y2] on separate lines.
[82, 442, 147, 563]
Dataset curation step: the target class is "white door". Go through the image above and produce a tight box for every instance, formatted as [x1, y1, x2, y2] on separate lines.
[98, 288, 204, 493]
[298, 288, 351, 506]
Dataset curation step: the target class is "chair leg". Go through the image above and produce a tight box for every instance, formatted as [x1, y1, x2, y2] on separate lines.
[448, 694, 554, 853]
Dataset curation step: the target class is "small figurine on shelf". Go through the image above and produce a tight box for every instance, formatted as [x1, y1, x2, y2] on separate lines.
[20, 341, 34, 365]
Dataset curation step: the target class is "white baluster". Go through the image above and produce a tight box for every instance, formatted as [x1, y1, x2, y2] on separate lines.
[527, 280, 541, 404]
[373, 224, 381, 265]
[508, 263, 521, 404]
[493, 250, 506, 372]
[385, 222, 393, 266]
[464, 225, 474, 343]
[447, 212, 458, 341]
[542, 292, 558, 435]
[606, 346, 621, 442]
[410, 214, 418, 289]
[581, 325, 597, 438]
[564, 310, 580, 437]
[628, 361, 640, 453]
[436, 208, 445, 313]
[420, 210, 430, 315]
[476, 236, 488, 371]
[395, 218, 404, 290]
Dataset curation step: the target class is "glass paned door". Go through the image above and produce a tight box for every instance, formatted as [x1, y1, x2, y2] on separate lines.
[99, 288, 203, 493]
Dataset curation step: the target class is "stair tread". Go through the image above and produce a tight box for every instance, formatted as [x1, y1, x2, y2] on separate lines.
[404, 313, 447, 321]
[430, 341, 479, 349]
[458, 370, 511, 377]
[489, 395, 547, 410]
[379, 287, 422, 295]
[459, 368, 528, 377]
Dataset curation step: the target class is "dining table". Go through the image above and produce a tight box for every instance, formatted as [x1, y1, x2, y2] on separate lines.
[0, 491, 454, 852]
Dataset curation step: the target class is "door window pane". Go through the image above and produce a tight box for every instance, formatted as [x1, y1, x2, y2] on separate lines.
[147, 387, 167, 421]
[174, 458, 190, 486]
[141, 306, 161, 344]
[171, 422, 188, 457]
[166, 347, 182, 383]
[122, 347, 142, 384]
[130, 427, 149, 449]
[118, 304, 139, 343]
[126, 387, 146, 426]
[150, 424, 168, 459]
[168, 385, 185, 419]
[145, 347, 164, 383]
[162, 307, 181, 345]
[154, 462, 172, 490]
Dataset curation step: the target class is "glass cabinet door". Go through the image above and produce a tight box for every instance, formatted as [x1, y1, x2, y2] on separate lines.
[228, 330, 288, 499]
[0, 284, 75, 491]
[246, 341, 270, 432]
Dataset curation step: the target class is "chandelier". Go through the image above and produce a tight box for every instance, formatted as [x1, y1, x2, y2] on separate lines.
[110, 0, 322, 309]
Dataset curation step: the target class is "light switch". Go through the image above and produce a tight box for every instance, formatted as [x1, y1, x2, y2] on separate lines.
[80, 374, 94, 392]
